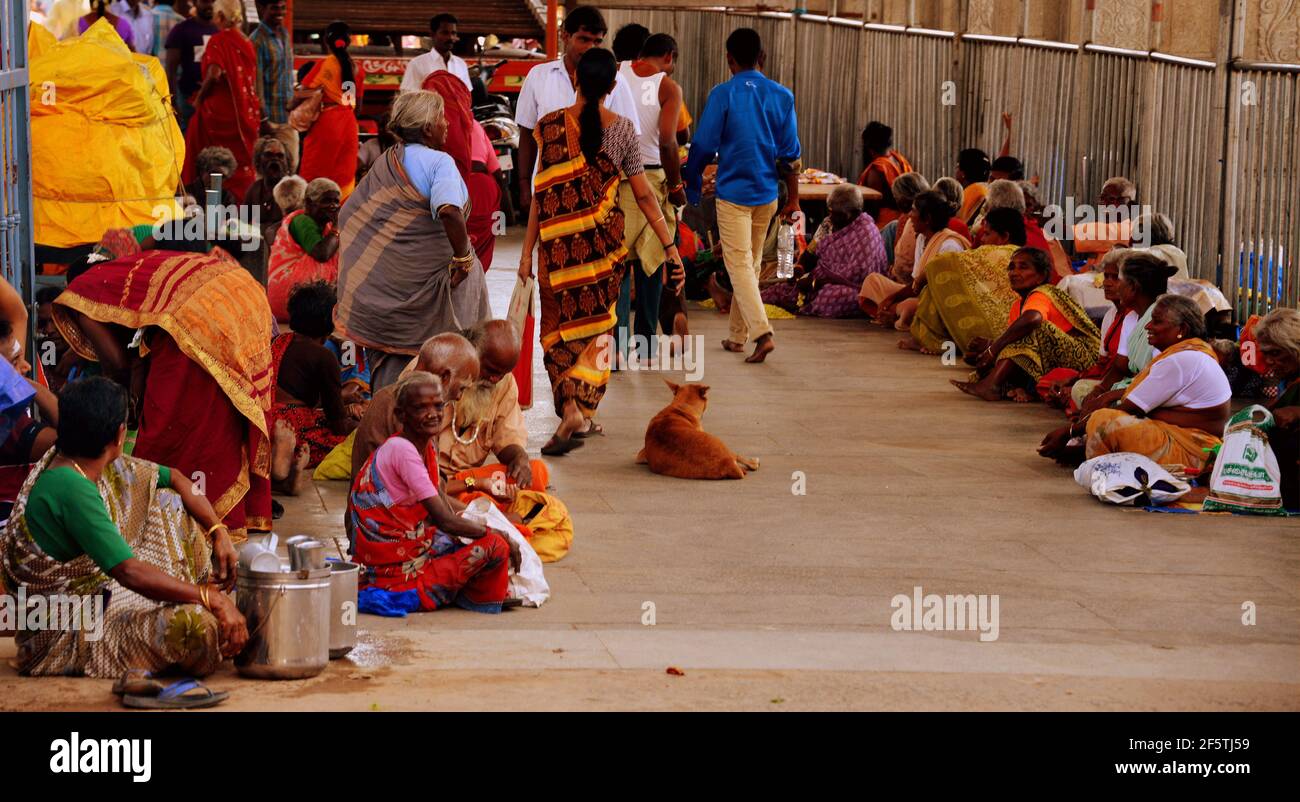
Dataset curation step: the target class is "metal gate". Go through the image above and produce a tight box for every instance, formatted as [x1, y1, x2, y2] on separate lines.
[1, 0, 34, 307]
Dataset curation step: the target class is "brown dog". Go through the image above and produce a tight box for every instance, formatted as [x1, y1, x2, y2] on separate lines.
[636, 381, 760, 479]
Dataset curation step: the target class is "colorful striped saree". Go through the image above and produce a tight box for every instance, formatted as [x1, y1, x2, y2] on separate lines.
[533, 110, 629, 417]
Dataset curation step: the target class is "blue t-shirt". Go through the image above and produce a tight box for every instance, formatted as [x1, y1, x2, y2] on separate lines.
[402, 145, 470, 220]
[684, 70, 801, 207]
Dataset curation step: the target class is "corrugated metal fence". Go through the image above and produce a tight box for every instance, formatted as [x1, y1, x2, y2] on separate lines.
[1, 0, 34, 308]
[602, 8, 1298, 315]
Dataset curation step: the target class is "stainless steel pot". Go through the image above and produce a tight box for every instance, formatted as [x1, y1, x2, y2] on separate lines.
[234, 564, 331, 679]
[326, 561, 360, 659]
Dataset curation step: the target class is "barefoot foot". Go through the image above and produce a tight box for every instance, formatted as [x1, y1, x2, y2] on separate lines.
[745, 335, 774, 363]
[271, 420, 295, 481]
[282, 443, 310, 496]
[721, 339, 744, 353]
[951, 379, 1003, 402]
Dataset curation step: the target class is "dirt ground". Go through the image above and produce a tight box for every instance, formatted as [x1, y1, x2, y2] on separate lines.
[3, 229, 1298, 711]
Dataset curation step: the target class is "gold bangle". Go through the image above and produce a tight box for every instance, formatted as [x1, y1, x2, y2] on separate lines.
[205, 522, 225, 540]
[198, 583, 211, 610]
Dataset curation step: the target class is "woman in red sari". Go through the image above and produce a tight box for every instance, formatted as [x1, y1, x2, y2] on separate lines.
[52, 245, 276, 538]
[181, 0, 260, 201]
[348, 372, 517, 612]
[298, 22, 364, 197]
[422, 71, 501, 269]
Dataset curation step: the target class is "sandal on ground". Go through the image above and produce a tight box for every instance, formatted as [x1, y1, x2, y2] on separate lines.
[272, 499, 285, 519]
[500, 597, 524, 610]
[112, 668, 164, 697]
[121, 678, 229, 710]
[573, 420, 604, 438]
[540, 436, 585, 457]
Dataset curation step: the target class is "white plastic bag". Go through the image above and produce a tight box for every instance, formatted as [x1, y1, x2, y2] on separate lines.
[460, 498, 549, 607]
[1074, 453, 1191, 506]
[1203, 405, 1285, 515]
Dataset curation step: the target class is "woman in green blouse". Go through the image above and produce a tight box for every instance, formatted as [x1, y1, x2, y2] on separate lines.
[1, 377, 248, 677]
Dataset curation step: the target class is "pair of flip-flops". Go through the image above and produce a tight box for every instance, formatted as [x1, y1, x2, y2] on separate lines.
[112, 669, 229, 710]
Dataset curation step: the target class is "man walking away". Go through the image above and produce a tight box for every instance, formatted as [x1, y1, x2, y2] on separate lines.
[683, 28, 800, 364]
[615, 33, 687, 365]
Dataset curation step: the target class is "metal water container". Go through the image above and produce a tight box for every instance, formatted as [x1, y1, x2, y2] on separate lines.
[326, 561, 360, 659]
[234, 563, 331, 679]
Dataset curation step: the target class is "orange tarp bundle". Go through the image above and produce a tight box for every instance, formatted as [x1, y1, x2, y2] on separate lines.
[29, 20, 184, 248]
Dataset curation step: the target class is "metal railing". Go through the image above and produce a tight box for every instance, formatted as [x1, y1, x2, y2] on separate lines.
[600, 7, 1298, 314]
[1, 0, 34, 308]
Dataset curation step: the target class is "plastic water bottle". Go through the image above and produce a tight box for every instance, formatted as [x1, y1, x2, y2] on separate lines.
[776, 222, 795, 279]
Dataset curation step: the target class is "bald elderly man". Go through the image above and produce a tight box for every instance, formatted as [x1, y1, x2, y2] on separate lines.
[438, 320, 549, 499]
[351, 333, 480, 478]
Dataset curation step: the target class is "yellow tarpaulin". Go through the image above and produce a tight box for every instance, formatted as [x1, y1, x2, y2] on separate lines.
[30, 20, 185, 248]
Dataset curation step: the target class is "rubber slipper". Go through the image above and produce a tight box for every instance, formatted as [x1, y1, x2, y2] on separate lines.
[122, 678, 229, 710]
[501, 597, 524, 610]
[112, 668, 163, 697]
[272, 499, 285, 519]
[573, 421, 604, 438]
[540, 436, 585, 457]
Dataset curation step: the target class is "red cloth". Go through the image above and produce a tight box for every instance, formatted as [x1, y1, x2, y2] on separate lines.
[421, 71, 474, 180]
[348, 436, 510, 611]
[136, 334, 272, 532]
[1025, 216, 1052, 256]
[424, 71, 495, 267]
[466, 171, 500, 268]
[300, 105, 359, 194]
[181, 30, 260, 200]
[947, 217, 971, 241]
[299, 57, 365, 194]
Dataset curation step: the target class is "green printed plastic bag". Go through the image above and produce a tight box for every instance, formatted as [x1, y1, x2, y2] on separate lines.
[1202, 405, 1285, 514]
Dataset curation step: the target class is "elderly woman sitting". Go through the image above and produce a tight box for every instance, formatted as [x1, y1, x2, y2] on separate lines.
[1039, 295, 1230, 472]
[954, 247, 1099, 402]
[348, 372, 519, 612]
[0, 378, 247, 680]
[879, 172, 930, 281]
[973, 179, 1052, 254]
[1256, 308, 1300, 508]
[761, 185, 887, 318]
[267, 177, 341, 322]
[334, 90, 491, 391]
[184, 146, 240, 210]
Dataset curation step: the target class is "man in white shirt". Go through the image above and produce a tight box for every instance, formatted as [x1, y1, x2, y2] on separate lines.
[514, 5, 641, 212]
[400, 13, 473, 93]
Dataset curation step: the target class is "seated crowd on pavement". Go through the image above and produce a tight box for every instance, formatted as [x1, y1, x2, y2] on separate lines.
[1, 3, 1296, 685]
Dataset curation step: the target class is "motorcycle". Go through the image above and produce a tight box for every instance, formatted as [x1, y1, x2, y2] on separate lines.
[470, 59, 520, 224]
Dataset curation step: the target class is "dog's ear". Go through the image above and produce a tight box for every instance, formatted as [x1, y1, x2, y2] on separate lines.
[696, 385, 710, 399]
[664, 379, 681, 395]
